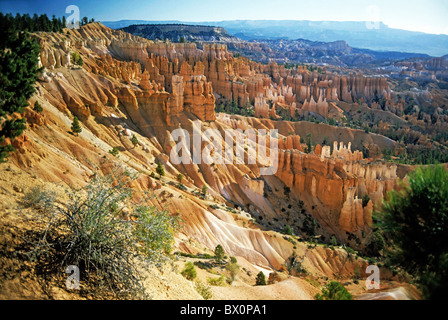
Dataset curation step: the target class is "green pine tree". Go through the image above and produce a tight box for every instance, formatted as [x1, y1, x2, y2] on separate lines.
[305, 133, 313, 154]
[130, 134, 139, 147]
[156, 162, 165, 178]
[376, 165, 448, 299]
[214, 244, 225, 264]
[33, 101, 43, 113]
[71, 116, 82, 136]
[0, 29, 41, 163]
[255, 271, 266, 286]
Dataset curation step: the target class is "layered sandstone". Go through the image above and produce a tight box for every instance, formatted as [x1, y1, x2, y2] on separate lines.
[24, 22, 406, 270]
[274, 139, 397, 235]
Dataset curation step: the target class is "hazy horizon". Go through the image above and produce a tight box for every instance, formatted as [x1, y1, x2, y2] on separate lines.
[1, 0, 447, 36]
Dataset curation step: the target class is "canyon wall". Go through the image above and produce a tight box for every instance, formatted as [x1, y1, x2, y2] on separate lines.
[27, 22, 404, 268]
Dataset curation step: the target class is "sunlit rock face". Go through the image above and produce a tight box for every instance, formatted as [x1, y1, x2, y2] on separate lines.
[27, 22, 406, 273]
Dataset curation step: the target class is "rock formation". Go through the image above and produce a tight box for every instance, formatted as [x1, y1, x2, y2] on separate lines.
[21, 22, 407, 272]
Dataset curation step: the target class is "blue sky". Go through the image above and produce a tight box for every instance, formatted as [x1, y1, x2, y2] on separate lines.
[1, 0, 448, 35]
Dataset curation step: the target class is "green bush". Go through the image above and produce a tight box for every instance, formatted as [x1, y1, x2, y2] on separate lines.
[33, 101, 43, 113]
[362, 194, 371, 208]
[130, 134, 139, 147]
[194, 261, 213, 270]
[177, 183, 188, 191]
[181, 262, 197, 281]
[109, 147, 119, 157]
[207, 276, 227, 286]
[27, 171, 178, 299]
[133, 204, 179, 266]
[194, 281, 213, 300]
[282, 225, 294, 236]
[225, 262, 240, 283]
[329, 236, 338, 247]
[255, 271, 266, 286]
[22, 185, 56, 213]
[366, 230, 386, 257]
[315, 281, 353, 300]
[376, 165, 448, 299]
[71, 51, 83, 66]
[156, 162, 165, 178]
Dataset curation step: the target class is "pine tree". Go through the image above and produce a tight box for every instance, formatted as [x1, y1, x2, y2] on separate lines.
[71, 116, 82, 136]
[33, 101, 43, 113]
[0, 29, 41, 163]
[130, 134, 139, 147]
[214, 244, 225, 264]
[305, 133, 313, 154]
[377, 165, 448, 299]
[81, 17, 88, 26]
[156, 162, 165, 178]
[255, 271, 266, 286]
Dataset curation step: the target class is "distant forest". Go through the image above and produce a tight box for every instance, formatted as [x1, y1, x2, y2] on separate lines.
[0, 12, 95, 34]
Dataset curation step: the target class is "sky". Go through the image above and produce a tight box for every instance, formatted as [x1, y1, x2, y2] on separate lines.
[1, 0, 448, 35]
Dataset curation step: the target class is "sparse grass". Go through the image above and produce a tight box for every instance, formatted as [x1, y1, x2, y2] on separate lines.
[194, 281, 213, 300]
[225, 262, 240, 284]
[22, 185, 56, 213]
[305, 277, 320, 287]
[207, 275, 227, 286]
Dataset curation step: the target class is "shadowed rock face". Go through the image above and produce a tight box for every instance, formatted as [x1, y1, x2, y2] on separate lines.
[24, 22, 410, 273]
